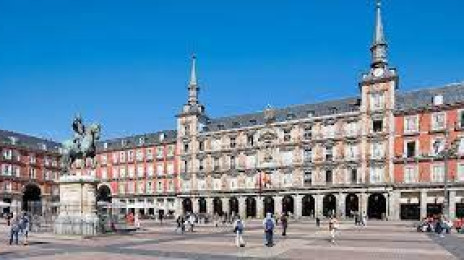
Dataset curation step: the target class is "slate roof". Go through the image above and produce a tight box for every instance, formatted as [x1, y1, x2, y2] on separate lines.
[0, 129, 61, 153]
[395, 82, 464, 112]
[203, 82, 464, 132]
[96, 130, 177, 152]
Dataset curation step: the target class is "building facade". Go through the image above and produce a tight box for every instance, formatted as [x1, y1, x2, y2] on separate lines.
[0, 130, 61, 214]
[1, 2, 464, 221]
[174, 2, 464, 221]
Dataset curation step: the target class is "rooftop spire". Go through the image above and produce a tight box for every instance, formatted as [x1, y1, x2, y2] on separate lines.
[370, 0, 388, 68]
[188, 54, 199, 105]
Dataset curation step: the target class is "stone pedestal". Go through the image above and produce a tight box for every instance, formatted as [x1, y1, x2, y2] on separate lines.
[54, 175, 100, 236]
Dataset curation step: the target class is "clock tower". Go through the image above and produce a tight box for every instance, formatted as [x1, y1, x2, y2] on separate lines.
[359, 0, 399, 218]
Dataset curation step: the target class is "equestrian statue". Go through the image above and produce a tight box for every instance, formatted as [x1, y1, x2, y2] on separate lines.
[61, 114, 101, 174]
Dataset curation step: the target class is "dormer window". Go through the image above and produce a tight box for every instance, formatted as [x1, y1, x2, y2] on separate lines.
[217, 124, 225, 130]
[249, 119, 257, 125]
[8, 137, 17, 145]
[138, 137, 145, 145]
[330, 107, 337, 114]
[287, 113, 296, 120]
[103, 142, 108, 149]
[40, 143, 47, 151]
[307, 110, 314, 118]
[232, 122, 240, 128]
[159, 133, 165, 142]
[433, 95, 444, 106]
[121, 140, 127, 147]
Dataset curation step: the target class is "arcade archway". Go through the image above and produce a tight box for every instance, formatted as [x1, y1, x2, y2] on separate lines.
[368, 193, 386, 219]
[198, 198, 207, 213]
[213, 197, 222, 215]
[246, 197, 256, 218]
[282, 195, 294, 214]
[182, 198, 192, 214]
[345, 193, 359, 218]
[97, 184, 112, 203]
[323, 194, 336, 217]
[229, 197, 239, 215]
[22, 183, 41, 214]
[263, 196, 274, 216]
[302, 195, 315, 217]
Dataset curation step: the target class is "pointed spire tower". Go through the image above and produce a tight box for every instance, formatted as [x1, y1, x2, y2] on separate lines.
[188, 54, 199, 105]
[370, 0, 388, 69]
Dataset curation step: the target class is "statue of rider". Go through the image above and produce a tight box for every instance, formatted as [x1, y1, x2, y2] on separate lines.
[72, 113, 86, 150]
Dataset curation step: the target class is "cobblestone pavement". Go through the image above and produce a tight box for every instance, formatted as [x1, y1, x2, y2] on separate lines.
[0, 220, 458, 259]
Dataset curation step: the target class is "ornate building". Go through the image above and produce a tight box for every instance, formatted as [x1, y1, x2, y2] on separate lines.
[174, 2, 464, 220]
[0, 130, 61, 214]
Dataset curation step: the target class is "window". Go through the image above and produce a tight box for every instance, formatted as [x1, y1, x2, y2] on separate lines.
[198, 179, 206, 190]
[246, 155, 256, 169]
[136, 150, 144, 161]
[459, 138, 464, 155]
[29, 168, 36, 179]
[101, 154, 108, 165]
[370, 167, 383, 183]
[303, 148, 312, 161]
[371, 142, 383, 159]
[304, 126, 312, 140]
[373, 120, 383, 133]
[213, 158, 219, 171]
[199, 141, 204, 151]
[199, 159, 204, 171]
[346, 145, 357, 160]
[157, 163, 163, 176]
[283, 174, 293, 187]
[350, 169, 357, 183]
[458, 163, 464, 182]
[325, 170, 333, 184]
[212, 138, 221, 150]
[325, 146, 333, 161]
[157, 147, 164, 158]
[101, 168, 108, 180]
[370, 92, 384, 110]
[432, 164, 445, 182]
[230, 137, 236, 148]
[404, 166, 417, 183]
[183, 161, 188, 173]
[147, 164, 154, 177]
[406, 141, 416, 158]
[167, 162, 174, 175]
[214, 179, 222, 190]
[283, 129, 291, 142]
[247, 134, 254, 146]
[432, 112, 446, 130]
[120, 167, 126, 178]
[157, 181, 163, 192]
[432, 139, 445, 156]
[29, 154, 36, 164]
[146, 149, 154, 160]
[325, 124, 334, 138]
[230, 156, 236, 169]
[346, 122, 357, 136]
[304, 171, 312, 184]
[112, 152, 119, 164]
[282, 151, 293, 166]
[459, 111, 464, 128]
[128, 166, 135, 178]
[168, 180, 174, 191]
[230, 178, 237, 190]
[184, 124, 190, 135]
[137, 165, 144, 177]
[119, 151, 126, 163]
[128, 150, 135, 161]
[167, 145, 175, 157]
[404, 116, 418, 133]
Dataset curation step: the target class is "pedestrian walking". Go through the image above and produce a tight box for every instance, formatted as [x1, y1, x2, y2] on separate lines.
[134, 213, 141, 229]
[176, 215, 184, 234]
[19, 212, 30, 245]
[233, 216, 245, 247]
[280, 212, 288, 236]
[329, 216, 339, 243]
[316, 216, 321, 227]
[361, 212, 367, 227]
[9, 214, 20, 245]
[189, 214, 195, 232]
[263, 212, 276, 247]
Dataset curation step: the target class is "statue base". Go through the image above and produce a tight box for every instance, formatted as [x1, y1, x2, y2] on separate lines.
[54, 175, 100, 236]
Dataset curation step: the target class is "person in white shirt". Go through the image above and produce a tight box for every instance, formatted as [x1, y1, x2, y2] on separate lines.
[233, 216, 245, 247]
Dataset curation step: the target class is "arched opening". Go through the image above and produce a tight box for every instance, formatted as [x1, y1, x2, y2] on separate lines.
[97, 184, 112, 203]
[22, 183, 42, 215]
[323, 194, 336, 217]
[282, 195, 294, 215]
[368, 193, 386, 219]
[345, 193, 359, 218]
[302, 195, 315, 217]
[263, 196, 274, 217]
[246, 197, 256, 218]
[198, 198, 207, 213]
[182, 198, 192, 214]
[229, 197, 239, 216]
[213, 197, 222, 215]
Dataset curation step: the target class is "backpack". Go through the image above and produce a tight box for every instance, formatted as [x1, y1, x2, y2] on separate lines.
[265, 218, 274, 231]
[236, 220, 243, 232]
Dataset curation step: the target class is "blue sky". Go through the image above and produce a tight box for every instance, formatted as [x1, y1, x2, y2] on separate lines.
[0, 0, 463, 141]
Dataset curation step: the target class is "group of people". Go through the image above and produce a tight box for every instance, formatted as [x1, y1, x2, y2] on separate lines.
[9, 212, 30, 246]
[175, 213, 197, 234]
[417, 215, 453, 237]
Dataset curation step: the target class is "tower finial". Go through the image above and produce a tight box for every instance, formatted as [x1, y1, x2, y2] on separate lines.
[370, 0, 388, 68]
[187, 54, 199, 105]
